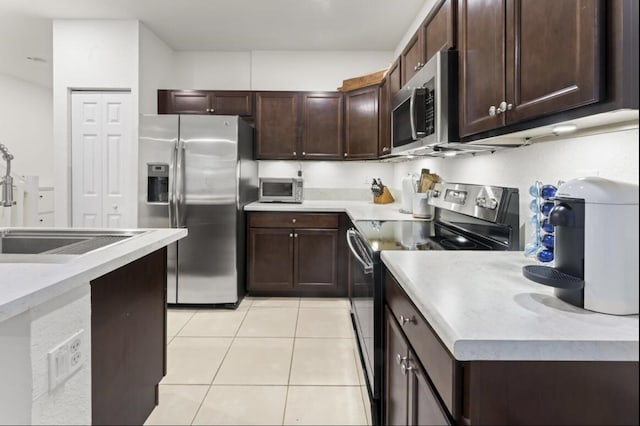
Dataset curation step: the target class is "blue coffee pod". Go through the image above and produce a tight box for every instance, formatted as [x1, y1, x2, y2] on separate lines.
[529, 199, 539, 213]
[540, 201, 554, 216]
[541, 234, 554, 249]
[541, 218, 554, 233]
[537, 249, 554, 263]
[529, 183, 539, 197]
[541, 185, 557, 200]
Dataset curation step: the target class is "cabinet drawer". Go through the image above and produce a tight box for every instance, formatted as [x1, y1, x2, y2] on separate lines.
[385, 270, 457, 416]
[248, 212, 339, 229]
[38, 189, 54, 213]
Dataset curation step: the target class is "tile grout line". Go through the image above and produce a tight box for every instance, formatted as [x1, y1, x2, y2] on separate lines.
[188, 304, 250, 425]
[167, 308, 199, 341]
[282, 299, 301, 425]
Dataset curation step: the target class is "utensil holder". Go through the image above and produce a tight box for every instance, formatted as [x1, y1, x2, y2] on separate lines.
[373, 187, 394, 204]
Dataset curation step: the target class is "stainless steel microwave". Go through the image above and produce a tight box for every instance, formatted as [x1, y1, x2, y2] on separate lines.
[391, 50, 458, 155]
[259, 177, 303, 203]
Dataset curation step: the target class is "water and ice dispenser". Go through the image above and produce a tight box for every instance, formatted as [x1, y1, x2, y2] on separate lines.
[147, 164, 169, 203]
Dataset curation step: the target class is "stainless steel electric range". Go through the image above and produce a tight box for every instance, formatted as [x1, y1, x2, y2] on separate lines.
[346, 182, 520, 425]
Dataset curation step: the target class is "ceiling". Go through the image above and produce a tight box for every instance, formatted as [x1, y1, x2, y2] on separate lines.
[0, 0, 425, 88]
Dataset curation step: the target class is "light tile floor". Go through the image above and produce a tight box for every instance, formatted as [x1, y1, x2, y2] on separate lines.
[145, 297, 372, 426]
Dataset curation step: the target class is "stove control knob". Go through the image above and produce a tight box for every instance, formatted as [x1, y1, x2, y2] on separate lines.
[476, 196, 486, 208]
[487, 198, 498, 209]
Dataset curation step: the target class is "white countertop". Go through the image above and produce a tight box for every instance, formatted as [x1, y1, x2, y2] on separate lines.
[382, 251, 639, 362]
[0, 228, 187, 322]
[245, 200, 418, 221]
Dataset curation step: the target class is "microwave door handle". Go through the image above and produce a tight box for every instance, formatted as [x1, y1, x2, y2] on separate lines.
[409, 87, 418, 140]
[346, 228, 373, 274]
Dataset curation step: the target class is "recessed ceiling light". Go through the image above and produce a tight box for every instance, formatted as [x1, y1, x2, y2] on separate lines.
[26, 56, 47, 63]
[443, 151, 457, 157]
[551, 123, 578, 135]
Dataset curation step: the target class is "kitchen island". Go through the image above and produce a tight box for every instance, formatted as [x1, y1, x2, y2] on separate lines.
[0, 228, 187, 425]
[381, 250, 639, 424]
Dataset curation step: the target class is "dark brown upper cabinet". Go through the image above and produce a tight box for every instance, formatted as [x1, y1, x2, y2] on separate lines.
[255, 91, 344, 160]
[344, 85, 380, 160]
[300, 92, 344, 160]
[400, 0, 456, 88]
[458, 0, 604, 138]
[255, 92, 299, 160]
[387, 58, 402, 100]
[157, 90, 254, 117]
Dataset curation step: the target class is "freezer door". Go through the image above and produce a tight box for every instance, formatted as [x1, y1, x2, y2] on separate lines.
[138, 114, 179, 303]
[176, 115, 240, 304]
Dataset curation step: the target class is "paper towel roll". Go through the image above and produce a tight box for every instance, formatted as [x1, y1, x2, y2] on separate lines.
[400, 176, 415, 213]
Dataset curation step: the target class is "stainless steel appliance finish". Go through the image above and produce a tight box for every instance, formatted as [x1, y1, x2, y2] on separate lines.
[347, 182, 520, 425]
[259, 177, 304, 203]
[138, 115, 257, 305]
[391, 50, 457, 156]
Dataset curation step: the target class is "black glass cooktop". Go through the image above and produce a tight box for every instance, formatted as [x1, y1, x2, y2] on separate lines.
[353, 219, 496, 252]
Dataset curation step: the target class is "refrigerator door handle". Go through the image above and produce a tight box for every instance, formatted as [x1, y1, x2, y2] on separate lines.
[168, 141, 178, 228]
[175, 139, 186, 228]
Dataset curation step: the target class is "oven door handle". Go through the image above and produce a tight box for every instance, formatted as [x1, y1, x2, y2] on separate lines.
[347, 228, 373, 274]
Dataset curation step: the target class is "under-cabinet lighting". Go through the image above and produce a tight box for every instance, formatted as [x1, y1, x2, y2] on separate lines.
[551, 123, 578, 135]
[443, 151, 457, 157]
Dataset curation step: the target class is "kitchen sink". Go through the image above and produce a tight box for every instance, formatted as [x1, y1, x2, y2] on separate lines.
[0, 229, 145, 261]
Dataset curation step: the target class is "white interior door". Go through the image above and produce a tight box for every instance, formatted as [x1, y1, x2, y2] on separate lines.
[71, 91, 135, 228]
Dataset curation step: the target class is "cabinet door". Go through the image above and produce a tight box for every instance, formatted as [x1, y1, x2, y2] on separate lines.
[505, 0, 603, 124]
[378, 79, 391, 156]
[385, 309, 410, 426]
[255, 92, 299, 159]
[408, 354, 452, 426]
[248, 228, 294, 290]
[210, 91, 254, 117]
[424, 0, 455, 63]
[401, 30, 425, 87]
[162, 90, 210, 114]
[300, 92, 343, 160]
[294, 228, 339, 292]
[344, 86, 379, 160]
[388, 58, 402, 100]
[458, 0, 507, 137]
[91, 249, 167, 425]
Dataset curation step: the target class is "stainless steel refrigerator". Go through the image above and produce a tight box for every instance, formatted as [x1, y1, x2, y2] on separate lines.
[138, 114, 257, 305]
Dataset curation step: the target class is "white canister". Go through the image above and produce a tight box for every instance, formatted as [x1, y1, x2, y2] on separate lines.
[412, 191, 434, 219]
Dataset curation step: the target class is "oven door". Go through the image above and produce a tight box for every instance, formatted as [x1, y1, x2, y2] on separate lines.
[346, 228, 376, 391]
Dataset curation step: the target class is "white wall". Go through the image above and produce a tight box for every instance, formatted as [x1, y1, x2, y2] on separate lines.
[251, 51, 392, 91]
[174, 51, 251, 89]
[139, 25, 176, 114]
[0, 73, 53, 186]
[173, 50, 392, 91]
[394, 127, 640, 247]
[52, 20, 140, 226]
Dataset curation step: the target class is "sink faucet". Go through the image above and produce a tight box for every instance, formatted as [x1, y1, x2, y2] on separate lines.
[0, 144, 15, 207]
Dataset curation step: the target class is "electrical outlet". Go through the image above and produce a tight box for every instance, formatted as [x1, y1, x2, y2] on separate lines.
[48, 329, 84, 391]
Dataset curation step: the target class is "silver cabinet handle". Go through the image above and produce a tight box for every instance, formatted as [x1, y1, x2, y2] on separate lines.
[210, 108, 215, 113]
[498, 101, 507, 113]
[489, 105, 496, 116]
[302, 152, 306, 156]
[289, 233, 293, 238]
[400, 315, 416, 325]
[382, 147, 390, 153]
[294, 233, 298, 238]
[401, 361, 414, 376]
[344, 152, 348, 157]
[292, 218, 296, 223]
[293, 151, 297, 156]
[396, 354, 407, 365]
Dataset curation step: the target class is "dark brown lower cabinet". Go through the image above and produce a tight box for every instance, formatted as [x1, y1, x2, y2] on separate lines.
[91, 248, 167, 425]
[247, 212, 346, 297]
[385, 308, 451, 426]
[384, 270, 639, 426]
